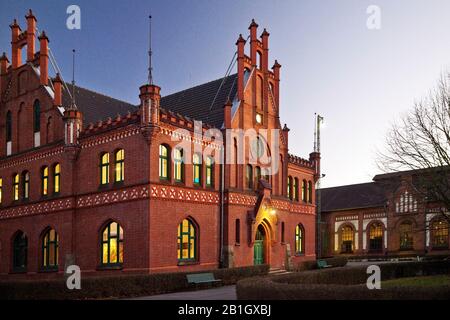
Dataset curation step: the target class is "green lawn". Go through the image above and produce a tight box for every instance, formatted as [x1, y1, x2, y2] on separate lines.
[382, 275, 450, 288]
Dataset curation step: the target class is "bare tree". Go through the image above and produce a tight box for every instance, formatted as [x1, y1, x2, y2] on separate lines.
[378, 72, 450, 226]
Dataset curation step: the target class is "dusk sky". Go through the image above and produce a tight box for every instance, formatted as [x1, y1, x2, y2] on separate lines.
[1, 0, 449, 188]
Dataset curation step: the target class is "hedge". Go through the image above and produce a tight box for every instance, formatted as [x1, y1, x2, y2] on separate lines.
[290, 256, 348, 272]
[237, 260, 450, 300]
[0, 264, 269, 300]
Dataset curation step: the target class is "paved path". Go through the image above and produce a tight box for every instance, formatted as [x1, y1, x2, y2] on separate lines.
[131, 285, 237, 300]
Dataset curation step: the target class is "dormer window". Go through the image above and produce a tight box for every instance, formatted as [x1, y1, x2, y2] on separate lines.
[395, 190, 417, 213]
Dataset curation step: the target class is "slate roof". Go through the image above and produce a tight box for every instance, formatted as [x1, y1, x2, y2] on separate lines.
[60, 73, 238, 128]
[320, 182, 387, 212]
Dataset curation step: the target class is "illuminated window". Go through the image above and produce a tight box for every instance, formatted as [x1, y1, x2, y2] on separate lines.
[293, 178, 299, 201]
[13, 173, 19, 201]
[235, 219, 240, 244]
[308, 181, 313, 204]
[246, 164, 253, 189]
[114, 149, 125, 183]
[399, 221, 413, 250]
[295, 224, 304, 254]
[100, 153, 110, 185]
[177, 219, 197, 261]
[101, 221, 124, 266]
[42, 229, 59, 269]
[159, 145, 169, 180]
[0, 178, 2, 204]
[302, 180, 307, 202]
[432, 219, 449, 249]
[53, 164, 61, 194]
[6, 111, 12, 143]
[369, 223, 383, 252]
[287, 176, 293, 200]
[33, 100, 40, 133]
[193, 153, 202, 185]
[281, 222, 285, 243]
[341, 226, 354, 253]
[13, 231, 27, 272]
[256, 113, 263, 124]
[22, 171, 30, 200]
[173, 148, 184, 183]
[205, 156, 213, 187]
[41, 166, 49, 196]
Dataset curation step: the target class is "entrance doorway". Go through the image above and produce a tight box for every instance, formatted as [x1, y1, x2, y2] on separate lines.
[254, 225, 265, 265]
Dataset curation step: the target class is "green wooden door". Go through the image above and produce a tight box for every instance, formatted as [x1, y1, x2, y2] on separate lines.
[254, 240, 264, 265]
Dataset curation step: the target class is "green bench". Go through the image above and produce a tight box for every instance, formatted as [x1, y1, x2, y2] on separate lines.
[186, 272, 222, 285]
[317, 259, 333, 269]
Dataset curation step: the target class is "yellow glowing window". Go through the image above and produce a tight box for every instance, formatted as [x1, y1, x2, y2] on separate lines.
[42, 229, 59, 268]
[159, 145, 169, 180]
[0, 178, 2, 204]
[100, 153, 110, 185]
[432, 220, 449, 248]
[302, 180, 307, 202]
[174, 148, 184, 182]
[54, 164, 61, 194]
[293, 178, 299, 201]
[23, 172, 30, 200]
[193, 154, 201, 185]
[177, 219, 197, 261]
[295, 224, 304, 254]
[13, 174, 20, 201]
[287, 176, 292, 200]
[205, 157, 213, 187]
[101, 221, 124, 265]
[114, 149, 125, 182]
[41, 166, 49, 196]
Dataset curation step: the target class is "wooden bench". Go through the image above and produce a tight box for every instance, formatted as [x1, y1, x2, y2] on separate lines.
[317, 259, 333, 269]
[186, 272, 222, 285]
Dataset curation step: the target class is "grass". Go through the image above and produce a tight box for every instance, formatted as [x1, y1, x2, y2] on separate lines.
[382, 275, 450, 288]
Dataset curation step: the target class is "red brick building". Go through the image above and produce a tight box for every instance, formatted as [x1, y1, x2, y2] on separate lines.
[0, 12, 319, 279]
[320, 170, 450, 258]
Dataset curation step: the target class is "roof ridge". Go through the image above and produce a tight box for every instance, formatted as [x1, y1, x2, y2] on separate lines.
[162, 73, 237, 99]
[319, 181, 377, 190]
[63, 82, 137, 107]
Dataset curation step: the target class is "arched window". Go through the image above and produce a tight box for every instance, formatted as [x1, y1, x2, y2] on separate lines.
[100, 153, 110, 185]
[13, 231, 28, 272]
[177, 219, 197, 261]
[257, 51, 263, 70]
[101, 221, 124, 266]
[33, 100, 40, 133]
[399, 221, 413, 250]
[256, 75, 263, 110]
[159, 145, 169, 180]
[341, 225, 354, 253]
[233, 138, 238, 187]
[295, 224, 304, 254]
[13, 173, 19, 201]
[308, 181, 313, 203]
[287, 176, 293, 200]
[173, 148, 184, 183]
[0, 178, 3, 204]
[42, 228, 59, 269]
[431, 219, 449, 249]
[205, 156, 214, 187]
[53, 163, 61, 194]
[6, 111, 12, 143]
[193, 153, 202, 185]
[369, 222, 383, 252]
[255, 166, 261, 188]
[22, 171, 30, 200]
[114, 149, 125, 183]
[246, 164, 253, 189]
[41, 166, 49, 196]
[235, 219, 240, 244]
[302, 180, 307, 202]
[293, 178, 299, 201]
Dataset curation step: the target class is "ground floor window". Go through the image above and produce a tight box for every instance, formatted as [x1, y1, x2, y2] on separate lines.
[42, 228, 59, 269]
[369, 223, 383, 252]
[13, 231, 28, 272]
[432, 219, 449, 249]
[295, 224, 304, 254]
[341, 225, 354, 253]
[399, 221, 413, 250]
[101, 221, 124, 266]
[177, 219, 197, 262]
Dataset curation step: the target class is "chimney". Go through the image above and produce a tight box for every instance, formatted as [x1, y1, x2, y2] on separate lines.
[272, 60, 281, 108]
[261, 29, 269, 72]
[223, 97, 232, 129]
[52, 73, 62, 106]
[248, 19, 258, 67]
[236, 34, 246, 101]
[26, 9, 37, 62]
[38, 31, 49, 85]
[10, 19, 21, 69]
[139, 84, 161, 126]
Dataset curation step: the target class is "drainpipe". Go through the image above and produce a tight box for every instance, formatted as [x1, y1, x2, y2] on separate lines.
[219, 146, 225, 268]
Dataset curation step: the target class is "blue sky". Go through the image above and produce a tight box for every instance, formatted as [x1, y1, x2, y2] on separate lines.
[1, 0, 450, 188]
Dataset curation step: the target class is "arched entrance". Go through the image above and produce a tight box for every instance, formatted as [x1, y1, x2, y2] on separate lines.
[254, 225, 266, 265]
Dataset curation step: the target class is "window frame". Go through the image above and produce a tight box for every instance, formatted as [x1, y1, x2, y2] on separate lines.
[295, 224, 305, 255]
[12, 173, 20, 202]
[192, 153, 202, 186]
[205, 156, 214, 188]
[246, 164, 253, 189]
[53, 163, 61, 194]
[100, 153, 110, 186]
[33, 100, 41, 133]
[100, 221, 124, 267]
[114, 149, 125, 183]
[177, 219, 198, 263]
[431, 219, 449, 250]
[6, 111, 12, 143]
[173, 148, 184, 183]
[22, 171, 30, 201]
[13, 231, 28, 273]
[159, 145, 170, 181]
[41, 166, 49, 197]
[41, 228, 59, 271]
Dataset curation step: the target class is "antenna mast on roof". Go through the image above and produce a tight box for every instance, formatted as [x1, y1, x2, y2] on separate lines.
[148, 15, 153, 85]
[71, 49, 76, 109]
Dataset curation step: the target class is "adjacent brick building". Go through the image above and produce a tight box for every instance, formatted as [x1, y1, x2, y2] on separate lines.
[0, 12, 319, 279]
[320, 170, 450, 258]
